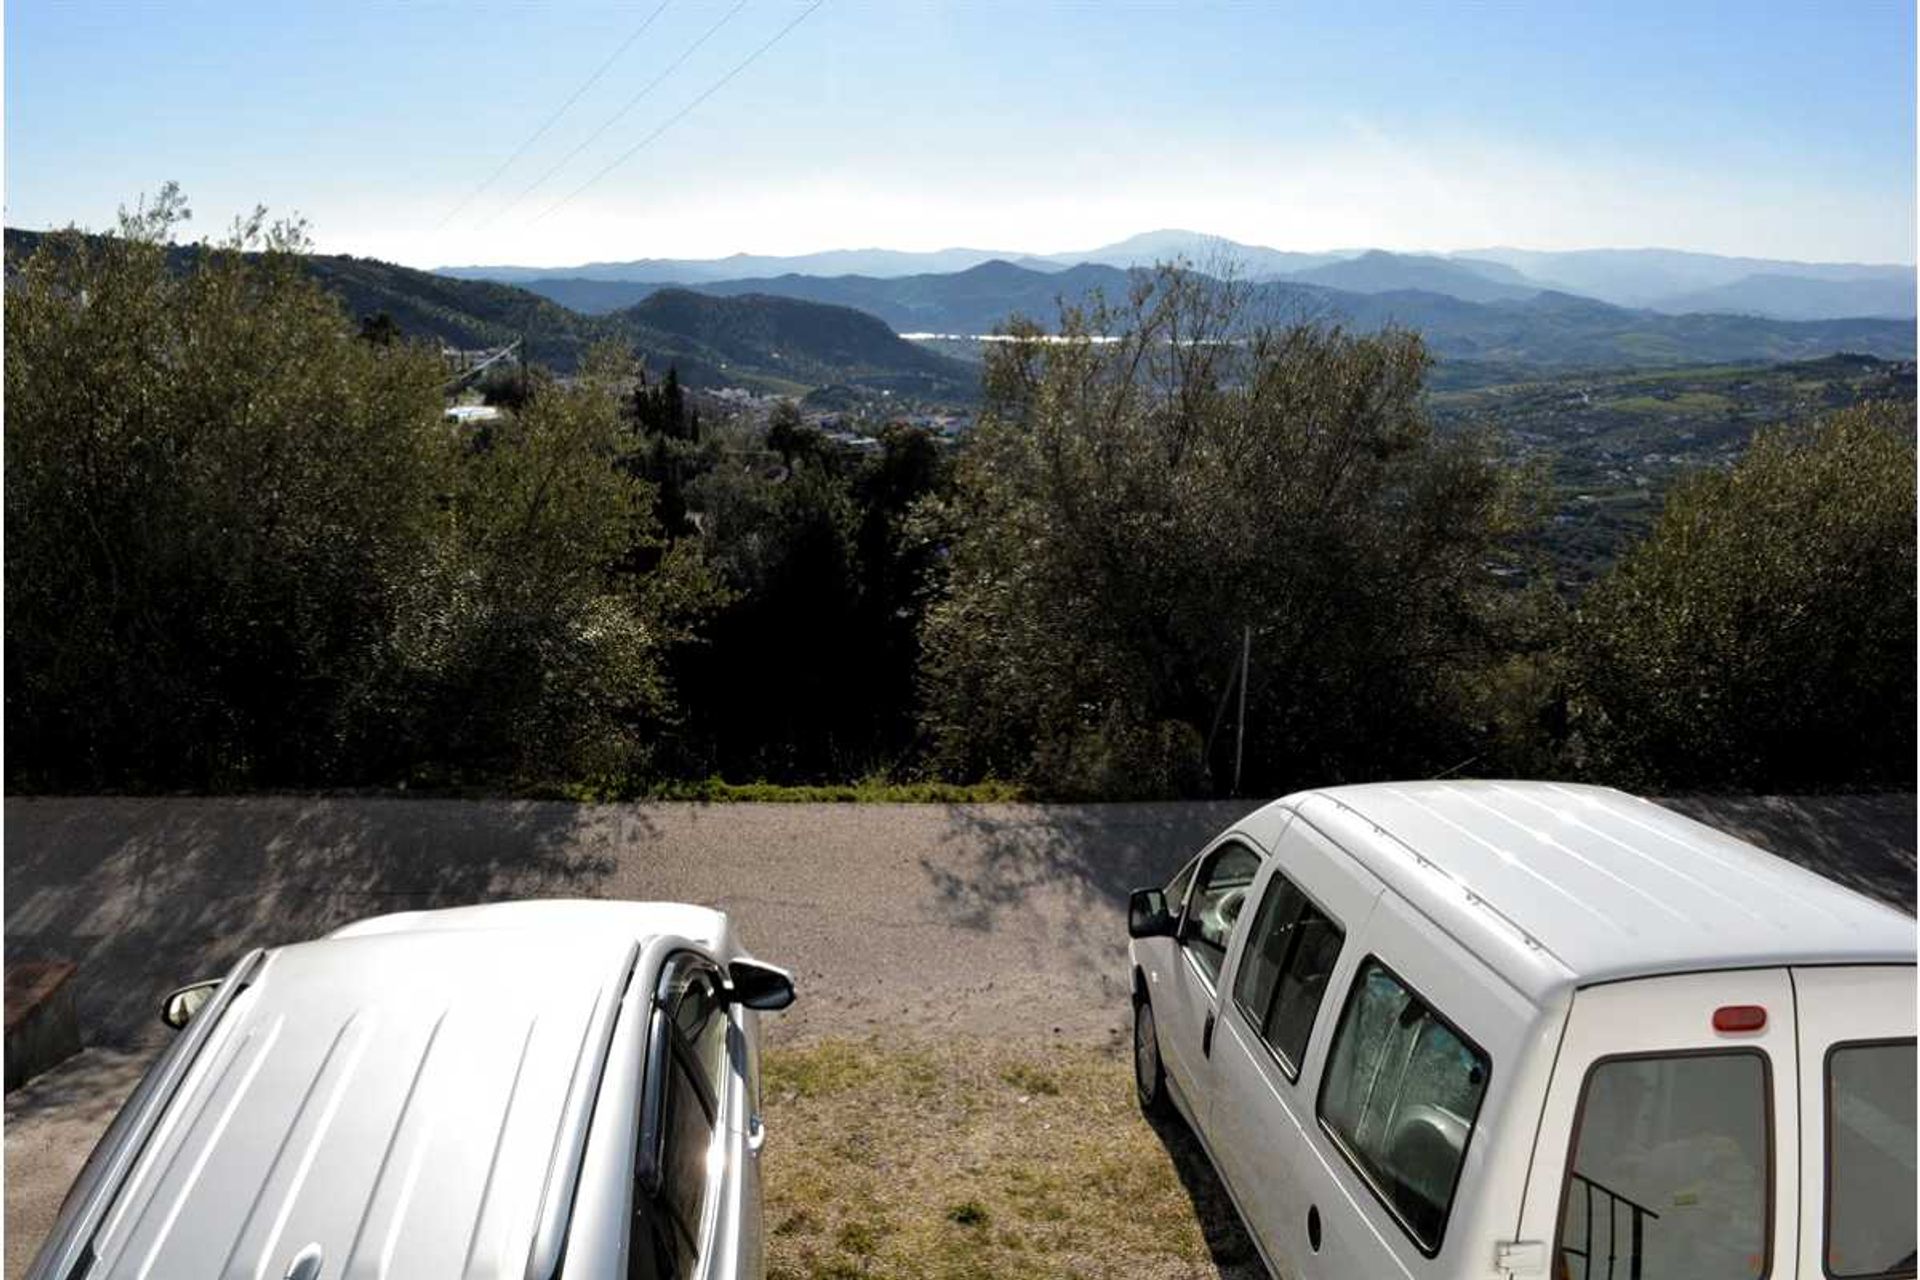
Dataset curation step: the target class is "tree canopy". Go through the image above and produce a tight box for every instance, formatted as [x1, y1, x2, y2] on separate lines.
[1569, 401, 1916, 790]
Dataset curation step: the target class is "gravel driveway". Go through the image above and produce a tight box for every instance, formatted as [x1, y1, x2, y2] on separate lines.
[5, 792, 1912, 1277]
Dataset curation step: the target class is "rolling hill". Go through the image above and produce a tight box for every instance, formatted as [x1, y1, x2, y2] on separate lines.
[4, 228, 978, 399]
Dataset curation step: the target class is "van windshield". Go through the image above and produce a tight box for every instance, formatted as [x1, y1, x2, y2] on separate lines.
[1556, 1051, 1769, 1280]
[1827, 1040, 1917, 1279]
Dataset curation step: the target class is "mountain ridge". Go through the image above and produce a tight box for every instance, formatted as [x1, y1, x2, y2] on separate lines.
[439, 230, 1916, 321]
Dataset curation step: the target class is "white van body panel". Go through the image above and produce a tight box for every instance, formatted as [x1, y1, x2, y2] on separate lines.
[1515, 969, 1802, 1277]
[1128, 782, 1916, 1280]
[1790, 965, 1917, 1280]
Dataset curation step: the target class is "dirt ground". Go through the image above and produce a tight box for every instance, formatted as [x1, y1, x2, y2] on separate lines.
[5, 792, 1913, 1277]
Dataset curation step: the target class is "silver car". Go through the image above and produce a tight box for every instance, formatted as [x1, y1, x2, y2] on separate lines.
[28, 899, 795, 1280]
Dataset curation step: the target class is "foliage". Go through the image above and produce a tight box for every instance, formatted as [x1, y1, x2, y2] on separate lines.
[4, 193, 711, 790]
[918, 266, 1542, 798]
[6, 191, 443, 787]
[1568, 402, 1916, 790]
[669, 417, 950, 783]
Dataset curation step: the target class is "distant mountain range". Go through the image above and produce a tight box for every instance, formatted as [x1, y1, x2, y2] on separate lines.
[441, 229, 1916, 323]
[447, 257, 1914, 369]
[10, 226, 1910, 398]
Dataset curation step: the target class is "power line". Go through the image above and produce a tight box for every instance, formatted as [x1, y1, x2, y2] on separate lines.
[536, 0, 824, 224]
[436, 0, 675, 230]
[481, 0, 751, 229]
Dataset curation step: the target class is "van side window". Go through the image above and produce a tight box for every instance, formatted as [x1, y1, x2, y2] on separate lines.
[1555, 1051, 1770, 1280]
[1826, 1039, 1916, 1280]
[1179, 842, 1262, 984]
[1231, 869, 1345, 1078]
[1318, 959, 1489, 1254]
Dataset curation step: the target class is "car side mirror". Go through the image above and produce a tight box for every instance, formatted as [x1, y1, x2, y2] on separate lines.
[725, 958, 796, 1011]
[160, 980, 221, 1030]
[1128, 888, 1177, 939]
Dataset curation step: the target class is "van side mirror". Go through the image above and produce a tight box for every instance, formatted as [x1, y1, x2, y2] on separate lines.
[1128, 888, 1177, 939]
[160, 980, 220, 1030]
[725, 959, 796, 1011]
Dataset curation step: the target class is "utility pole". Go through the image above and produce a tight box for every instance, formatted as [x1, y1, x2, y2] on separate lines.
[1232, 624, 1251, 797]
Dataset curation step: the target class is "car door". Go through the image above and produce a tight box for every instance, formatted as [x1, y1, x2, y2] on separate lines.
[1206, 816, 1382, 1276]
[1791, 965, 1915, 1280]
[1515, 968, 1798, 1280]
[1156, 837, 1264, 1118]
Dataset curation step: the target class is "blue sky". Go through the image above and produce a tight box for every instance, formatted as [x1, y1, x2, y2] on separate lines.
[6, 0, 1914, 267]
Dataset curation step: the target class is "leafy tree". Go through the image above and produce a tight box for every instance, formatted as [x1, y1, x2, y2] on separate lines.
[5, 191, 446, 787]
[357, 309, 402, 346]
[1568, 402, 1916, 790]
[765, 399, 826, 467]
[370, 343, 719, 784]
[5, 190, 716, 791]
[918, 266, 1537, 798]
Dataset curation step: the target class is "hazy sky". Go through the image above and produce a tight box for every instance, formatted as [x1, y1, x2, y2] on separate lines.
[6, 0, 1915, 268]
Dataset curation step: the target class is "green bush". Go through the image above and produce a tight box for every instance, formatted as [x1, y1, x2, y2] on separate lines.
[1569, 402, 1915, 790]
[4, 189, 711, 790]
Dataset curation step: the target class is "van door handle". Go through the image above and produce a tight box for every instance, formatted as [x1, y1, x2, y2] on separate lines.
[1201, 1011, 1216, 1058]
[747, 1112, 766, 1155]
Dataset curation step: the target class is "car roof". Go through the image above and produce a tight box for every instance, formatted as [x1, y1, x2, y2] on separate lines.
[77, 903, 720, 1280]
[1266, 781, 1914, 1003]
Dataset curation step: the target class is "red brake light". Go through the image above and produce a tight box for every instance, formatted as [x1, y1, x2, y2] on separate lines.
[1713, 1005, 1767, 1033]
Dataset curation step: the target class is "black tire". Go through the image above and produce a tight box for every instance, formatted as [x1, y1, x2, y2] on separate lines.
[1133, 992, 1174, 1119]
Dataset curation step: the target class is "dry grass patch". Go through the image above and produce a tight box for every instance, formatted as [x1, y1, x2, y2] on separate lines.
[762, 1037, 1258, 1280]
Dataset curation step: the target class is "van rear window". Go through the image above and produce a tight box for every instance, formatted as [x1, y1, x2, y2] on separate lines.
[1317, 959, 1489, 1254]
[1556, 1051, 1770, 1280]
[1826, 1039, 1916, 1280]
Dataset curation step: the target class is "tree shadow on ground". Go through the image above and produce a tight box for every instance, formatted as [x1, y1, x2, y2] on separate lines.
[923, 801, 1246, 934]
[4, 797, 640, 1051]
[1142, 1107, 1267, 1279]
[1654, 794, 1915, 913]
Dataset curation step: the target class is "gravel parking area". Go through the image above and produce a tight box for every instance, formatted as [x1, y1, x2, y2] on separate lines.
[6, 792, 1912, 1277]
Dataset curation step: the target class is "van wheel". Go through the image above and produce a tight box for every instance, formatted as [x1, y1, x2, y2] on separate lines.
[1133, 994, 1173, 1119]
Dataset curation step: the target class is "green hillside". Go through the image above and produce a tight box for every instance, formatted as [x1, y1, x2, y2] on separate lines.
[4, 228, 979, 400]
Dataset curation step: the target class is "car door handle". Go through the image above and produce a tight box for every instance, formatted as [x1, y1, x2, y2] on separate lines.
[1201, 1010, 1216, 1058]
[747, 1112, 767, 1155]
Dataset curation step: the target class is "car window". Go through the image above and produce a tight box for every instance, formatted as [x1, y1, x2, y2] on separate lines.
[1165, 856, 1201, 917]
[673, 969, 729, 1102]
[1231, 868, 1344, 1077]
[1180, 842, 1261, 984]
[1555, 1051, 1770, 1280]
[637, 960, 729, 1280]
[1319, 959, 1489, 1254]
[1826, 1039, 1916, 1280]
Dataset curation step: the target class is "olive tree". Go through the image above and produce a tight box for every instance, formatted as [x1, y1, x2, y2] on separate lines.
[1569, 402, 1915, 791]
[918, 266, 1539, 798]
[5, 190, 447, 786]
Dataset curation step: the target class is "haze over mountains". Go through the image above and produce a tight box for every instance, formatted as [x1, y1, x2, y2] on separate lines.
[441, 229, 1917, 322]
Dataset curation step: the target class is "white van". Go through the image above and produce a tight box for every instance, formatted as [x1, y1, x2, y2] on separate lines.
[1126, 781, 1915, 1280]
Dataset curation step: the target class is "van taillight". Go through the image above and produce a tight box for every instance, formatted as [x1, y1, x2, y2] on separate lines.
[1712, 1005, 1767, 1033]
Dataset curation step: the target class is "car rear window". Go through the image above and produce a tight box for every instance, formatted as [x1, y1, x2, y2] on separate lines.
[1826, 1039, 1916, 1279]
[1556, 1050, 1770, 1280]
[1317, 958, 1489, 1253]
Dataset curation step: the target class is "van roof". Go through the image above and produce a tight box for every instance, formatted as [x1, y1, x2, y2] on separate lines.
[1278, 781, 1913, 1002]
[77, 901, 720, 1280]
